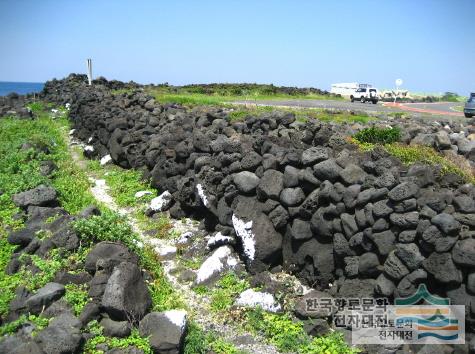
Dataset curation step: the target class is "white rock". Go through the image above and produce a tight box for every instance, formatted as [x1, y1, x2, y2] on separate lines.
[196, 184, 209, 207]
[88, 136, 93, 143]
[235, 289, 281, 313]
[207, 232, 234, 249]
[232, 214, 255, 261]
[135, 190, 153, 198]
[95, 179, 106, 187]
[69, 129, 75, 135]
[195, 245, 239, 285]
[176, 231, 194, 246]
[163, 310, 187, 330]
[149, 191, 172, 212]
[84, 145, 94, 152]
[100, 154, 112, 166]
[154, 244, 177, 260]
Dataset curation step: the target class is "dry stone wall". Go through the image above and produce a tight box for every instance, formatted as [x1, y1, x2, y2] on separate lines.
[44, 76, 475, 333]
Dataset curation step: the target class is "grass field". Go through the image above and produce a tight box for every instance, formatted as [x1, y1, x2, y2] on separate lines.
[227, 105, 375, 124]
[113, 82, 343, 106]
[148, 91, 343, 106]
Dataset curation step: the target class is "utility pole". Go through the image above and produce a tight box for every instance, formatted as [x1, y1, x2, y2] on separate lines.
[394, 78, 403, 103]
[86, 59, 93, 85]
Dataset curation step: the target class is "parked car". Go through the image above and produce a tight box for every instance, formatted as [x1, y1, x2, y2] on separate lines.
[464, 93, 475, 118]
[350, 87, 379, 104]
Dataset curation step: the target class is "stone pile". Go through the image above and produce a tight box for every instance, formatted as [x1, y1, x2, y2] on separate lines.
[2, 184, 188, 354]
[0, 93, 32, 118]
[1, 139, 187, 354]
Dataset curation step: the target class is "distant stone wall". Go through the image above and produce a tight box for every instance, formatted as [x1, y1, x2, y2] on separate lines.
[0, 94, 32, 118]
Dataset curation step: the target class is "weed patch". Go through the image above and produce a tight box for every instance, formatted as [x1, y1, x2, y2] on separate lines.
[0, 108, 187, 350]
[245, 309, 308, 352]
[72, 211, 184, 311]
[72, 211, 138, 248]
[184, 322, 246, 354]
[84, 320, 152, 354]
[353, 126, 401, 144]
[209, 272, 249, 313]
[0, 314, 50, 336]
[350, 137, 475, 184]
[245, 309, 359, 353]
[64, 284, 89, 315]
[102, 166, 153, 207]
[228, 106, 373, 124]
[385, 143, 475, 183]
[301, 331, 360, 354]
[148, 86, 342, 107]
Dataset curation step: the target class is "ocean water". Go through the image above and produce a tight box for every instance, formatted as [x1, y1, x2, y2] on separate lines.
[0, 82, 44, 96]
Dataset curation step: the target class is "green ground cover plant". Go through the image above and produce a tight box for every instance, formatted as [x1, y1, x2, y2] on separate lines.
[0, 314, 50, 336]
[385, 143, 475, 183]
[72, 211, 185, 311]
[208, 272, 250, 313]
[101, 166, 154, 207]
[72, 211, 137, 248]
[0, 108, 182, 348]
[227, 106, 373, 124]
[350, 136, 475, 184]
[83, 320, 152, 354]
[184, 322, 247, 354]
[245, 309, 359, 354]
[87, 159, 173, 239]
[0, 113, 94, 318]
[353, 126, 401, 144]
[64, 283, 90, 316]
[145, 83, 343, 106]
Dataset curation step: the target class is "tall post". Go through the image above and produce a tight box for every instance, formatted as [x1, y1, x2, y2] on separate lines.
[394, 79, 403, 104]
[86, 59, 92, 86]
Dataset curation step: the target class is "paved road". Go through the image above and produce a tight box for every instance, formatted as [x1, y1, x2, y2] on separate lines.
[234, 99, 398, 113]
[234, 99, 465, 118]
[384, 102, 464, 117]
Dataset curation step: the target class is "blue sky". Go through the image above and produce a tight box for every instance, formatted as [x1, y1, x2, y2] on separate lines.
[0, 0, 474, 93]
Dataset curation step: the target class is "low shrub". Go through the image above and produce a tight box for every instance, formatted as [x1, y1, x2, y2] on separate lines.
[72, 211, 137, 248]
[353, 126, 401, 144]
[26, 101, 46, 113]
